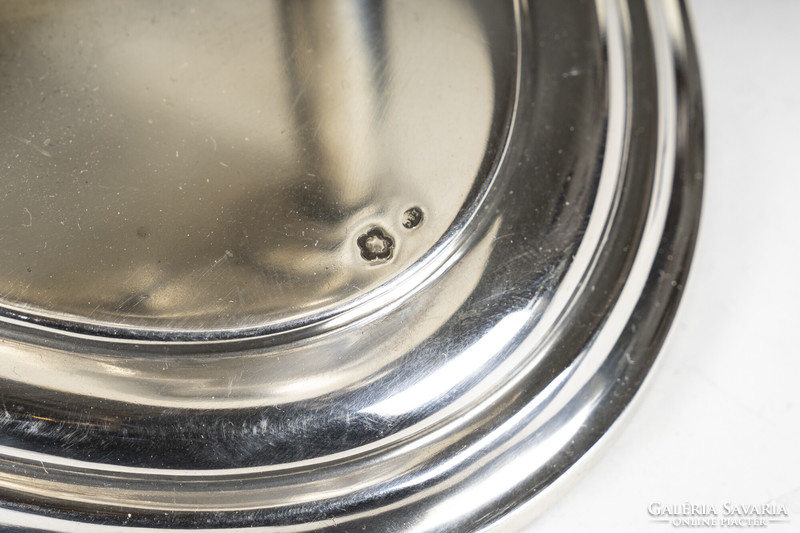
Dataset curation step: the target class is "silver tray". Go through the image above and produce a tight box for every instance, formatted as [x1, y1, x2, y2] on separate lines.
[0, 0, 702, 530]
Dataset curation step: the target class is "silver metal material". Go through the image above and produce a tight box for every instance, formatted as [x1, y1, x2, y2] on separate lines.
[0, 0, 702, 530]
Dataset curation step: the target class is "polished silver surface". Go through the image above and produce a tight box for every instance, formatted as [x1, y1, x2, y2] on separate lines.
[0, 0, 703, 531]
[0, 0, 506, 336]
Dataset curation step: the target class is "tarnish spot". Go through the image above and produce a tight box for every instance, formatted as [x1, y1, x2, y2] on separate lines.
[357, 228, 394, 262]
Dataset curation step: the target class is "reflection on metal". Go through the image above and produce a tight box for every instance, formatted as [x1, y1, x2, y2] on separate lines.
[0, 0, 703, 530]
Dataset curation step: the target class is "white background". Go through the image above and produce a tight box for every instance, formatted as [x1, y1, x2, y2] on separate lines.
[530, 1, 800, 531]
